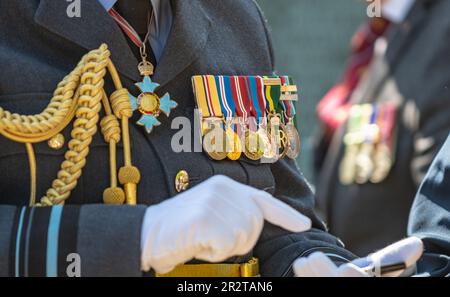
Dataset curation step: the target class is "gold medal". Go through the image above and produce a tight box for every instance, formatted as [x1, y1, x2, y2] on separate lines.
[264, 114, 281, 161]
[284, 121, 301, 159]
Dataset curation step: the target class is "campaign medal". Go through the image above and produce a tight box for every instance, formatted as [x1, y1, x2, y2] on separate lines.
[192, 75, 228, 160]
[202, 125, 228, 161]
[109, 9, 177, 134]
[284, 119, 301, 159]
[264, 76, 288, 160]
[242, 76, 267, 161]
[339, 105, 363, 185]
[280, 76, 301, 160]
[225, 126, 242, 161]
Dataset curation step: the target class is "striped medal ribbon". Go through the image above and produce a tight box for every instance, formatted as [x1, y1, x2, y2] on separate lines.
[215, 76, 242, 160]
[264, 76, 287, 159]
[192, 75, 228, 160]
[109, 8, 178, 134]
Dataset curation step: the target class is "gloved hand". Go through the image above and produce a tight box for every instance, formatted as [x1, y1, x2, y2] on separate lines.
[141, 175, 312, 274]
[294, 237, 424, 277]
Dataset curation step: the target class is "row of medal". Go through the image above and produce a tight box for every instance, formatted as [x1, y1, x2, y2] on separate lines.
[339, 102, 398, 185]
[192, 75, 301, 162]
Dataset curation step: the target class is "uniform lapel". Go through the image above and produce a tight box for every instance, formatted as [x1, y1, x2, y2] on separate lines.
[34, 0, 141, 82]
[152, 0, 212, 88]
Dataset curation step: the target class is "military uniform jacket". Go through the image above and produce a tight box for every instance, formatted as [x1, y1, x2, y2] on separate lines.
[0, 0, 354, 276]
[409, 133, 450, 277]
[317, 0, 450, 256]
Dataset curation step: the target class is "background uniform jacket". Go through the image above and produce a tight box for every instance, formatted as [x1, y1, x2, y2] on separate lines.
[409, 133, 450, 277]
[0, 0, 354, 276]
[316, 0, 450, 256]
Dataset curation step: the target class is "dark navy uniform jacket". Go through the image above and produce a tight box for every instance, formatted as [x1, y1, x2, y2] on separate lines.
[409, 133, 450, 277]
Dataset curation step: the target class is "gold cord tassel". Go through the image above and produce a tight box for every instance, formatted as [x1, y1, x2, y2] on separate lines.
[107, 61, 141, 205]
[101, 90, 126, 204]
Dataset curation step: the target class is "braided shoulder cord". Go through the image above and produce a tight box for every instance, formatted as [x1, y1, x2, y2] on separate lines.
[0, 44, 140, 206]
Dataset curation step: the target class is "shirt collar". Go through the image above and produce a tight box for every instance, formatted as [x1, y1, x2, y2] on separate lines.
[98, 0, 161, 27]
[382, 0, 415, 23]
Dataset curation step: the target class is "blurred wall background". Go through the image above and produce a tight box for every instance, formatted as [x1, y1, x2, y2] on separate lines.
[257, 0, 366, 183]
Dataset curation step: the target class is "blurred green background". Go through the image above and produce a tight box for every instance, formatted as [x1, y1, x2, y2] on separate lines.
[257, 0, 366, 183]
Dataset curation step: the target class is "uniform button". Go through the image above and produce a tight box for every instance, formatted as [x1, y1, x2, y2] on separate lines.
[175, 170, 189, 192]
[48, 133, 65, 150]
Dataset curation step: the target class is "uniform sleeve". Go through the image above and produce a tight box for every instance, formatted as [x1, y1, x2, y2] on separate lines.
[0, 204, 146, 277]
[254, 159, 357, 276]
[408, 134, 450, 277]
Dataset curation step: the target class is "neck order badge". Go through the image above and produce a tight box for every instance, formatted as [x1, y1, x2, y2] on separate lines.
[109, 7, 177, 134]
[244, 76, 267, 161]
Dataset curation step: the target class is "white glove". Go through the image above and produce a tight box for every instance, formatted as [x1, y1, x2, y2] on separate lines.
[294, 237, 424, 277]
[141, 175, 312, 274]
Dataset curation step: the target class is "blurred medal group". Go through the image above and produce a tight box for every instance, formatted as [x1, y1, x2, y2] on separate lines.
[192, 75, 301, 163]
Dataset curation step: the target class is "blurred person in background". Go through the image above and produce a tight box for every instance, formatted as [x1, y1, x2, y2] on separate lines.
[314, 0, 450, 256]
